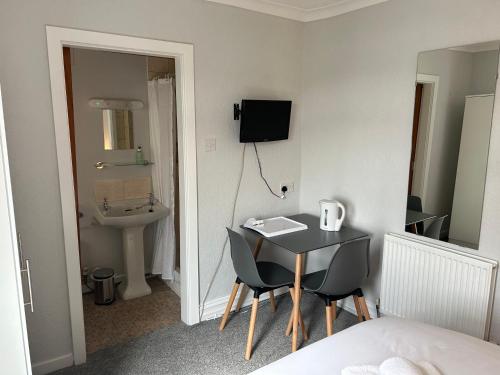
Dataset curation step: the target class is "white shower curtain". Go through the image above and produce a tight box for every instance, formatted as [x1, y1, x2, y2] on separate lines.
[148, 78, 176, 280]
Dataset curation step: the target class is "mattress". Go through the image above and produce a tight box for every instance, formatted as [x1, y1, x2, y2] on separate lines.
[249, 317, 500, 374]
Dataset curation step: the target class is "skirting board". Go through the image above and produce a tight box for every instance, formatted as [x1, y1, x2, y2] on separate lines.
[200, 286, 378, 322]
[31, 353, 74, 375]
[200, 286, 289, 321]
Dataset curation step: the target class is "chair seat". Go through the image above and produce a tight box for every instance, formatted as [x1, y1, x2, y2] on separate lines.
[256, 261, 295, 287]
[302, 269, 327, 291]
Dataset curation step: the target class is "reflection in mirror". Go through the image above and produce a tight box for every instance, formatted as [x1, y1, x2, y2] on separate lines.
[102, 109, 134, 150]
[406, 41, 500, 250]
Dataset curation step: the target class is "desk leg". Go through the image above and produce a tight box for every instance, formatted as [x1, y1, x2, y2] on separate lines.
[235, 238, 264, 312]
[292, 253, 302, 352]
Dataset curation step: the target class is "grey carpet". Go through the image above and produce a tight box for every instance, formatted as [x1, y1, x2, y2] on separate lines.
[53, 293, 358, 375]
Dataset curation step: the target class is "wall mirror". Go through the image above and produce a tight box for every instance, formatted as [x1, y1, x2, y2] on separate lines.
[88, 98, 144, 151]
[102, 109, 134, 150]
[406, 41, 500, 250]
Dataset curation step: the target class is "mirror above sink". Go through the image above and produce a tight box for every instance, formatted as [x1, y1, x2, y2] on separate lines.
[88, 98, 144, 151]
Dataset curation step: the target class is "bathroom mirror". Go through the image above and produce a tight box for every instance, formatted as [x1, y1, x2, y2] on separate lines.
[102, 109, 134, 150]
[405, 41, 500, 250]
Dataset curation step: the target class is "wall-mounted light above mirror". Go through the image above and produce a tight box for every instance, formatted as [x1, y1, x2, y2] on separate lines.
[405, 40, 500, 250]
[89, 98, 144, 151]
[88, 98, 144, 110]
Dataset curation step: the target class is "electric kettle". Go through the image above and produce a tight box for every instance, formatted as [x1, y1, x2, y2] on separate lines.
[319, 199, 346, 231]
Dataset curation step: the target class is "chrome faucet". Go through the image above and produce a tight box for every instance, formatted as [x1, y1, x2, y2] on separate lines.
[149, 193, 155, 210]
[103, 198, 110, 212]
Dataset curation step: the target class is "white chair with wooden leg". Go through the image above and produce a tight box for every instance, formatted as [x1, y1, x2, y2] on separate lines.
[223, 229, 301, 360]
[301, 237, 371, 337]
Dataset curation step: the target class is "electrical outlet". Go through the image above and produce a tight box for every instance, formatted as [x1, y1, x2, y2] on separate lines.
[280, 182, 295, 193]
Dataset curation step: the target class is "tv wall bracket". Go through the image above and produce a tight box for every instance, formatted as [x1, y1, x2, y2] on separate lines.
[234, 103, 241, 120]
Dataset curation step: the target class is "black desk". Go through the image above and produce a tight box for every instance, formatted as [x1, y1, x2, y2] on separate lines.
[241, 213, 369, 352]
[243, 213, 368, 253]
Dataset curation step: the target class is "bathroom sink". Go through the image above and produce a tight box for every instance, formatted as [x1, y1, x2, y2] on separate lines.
[94, 200, 169, 228]
[93, 199, 169, 300]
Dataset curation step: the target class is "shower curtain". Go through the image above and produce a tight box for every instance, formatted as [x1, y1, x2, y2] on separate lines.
[148, 78, 176, 280]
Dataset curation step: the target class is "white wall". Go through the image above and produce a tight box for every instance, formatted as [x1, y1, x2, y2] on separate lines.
[71, 48, 156, 277]
[0, 0, 302, 367]
[299, 0, 500, 342]
[471, 50, 499, 95]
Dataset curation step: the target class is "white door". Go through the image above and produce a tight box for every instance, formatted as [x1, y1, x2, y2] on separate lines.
[449, 95, 495, 246]
[0, 85, 32, 374]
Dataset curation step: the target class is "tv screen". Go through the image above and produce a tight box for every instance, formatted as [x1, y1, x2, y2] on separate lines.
[239, 100, 292, 143]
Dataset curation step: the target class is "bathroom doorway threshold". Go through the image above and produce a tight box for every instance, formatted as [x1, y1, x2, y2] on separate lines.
[46, 26, 200, 366]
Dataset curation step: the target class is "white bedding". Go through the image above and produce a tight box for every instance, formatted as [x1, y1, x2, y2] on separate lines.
[250, 317, 500, 375]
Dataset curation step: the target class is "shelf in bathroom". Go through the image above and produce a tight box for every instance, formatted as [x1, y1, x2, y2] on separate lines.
[94, 160, 154, 169]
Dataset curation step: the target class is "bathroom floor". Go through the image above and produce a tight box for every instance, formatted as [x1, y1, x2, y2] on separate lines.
[83, 277, 180, 353]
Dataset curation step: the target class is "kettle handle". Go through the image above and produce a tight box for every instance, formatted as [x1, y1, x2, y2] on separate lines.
[335, 202, 346, 230]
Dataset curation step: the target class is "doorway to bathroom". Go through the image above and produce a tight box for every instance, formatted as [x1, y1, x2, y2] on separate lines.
[63, 47, 183, 354]
[46, 27, 199, 365]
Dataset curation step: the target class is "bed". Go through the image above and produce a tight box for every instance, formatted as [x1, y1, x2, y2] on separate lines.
[250, 317, 500, 374]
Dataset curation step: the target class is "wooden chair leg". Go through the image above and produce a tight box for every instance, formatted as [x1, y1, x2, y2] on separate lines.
[353, 295, 363, 322]
[286, 288, 307, 340]
[358, 296, 371, 320]
[245, 297, 259, 360]
[219, 282, 240, 331]
[269, 290, 277, 312]
[325, 304, 333, 336]
[332, 300, 337, 321]
[286, 307, 293, 336]
[236, 284, 249, 312]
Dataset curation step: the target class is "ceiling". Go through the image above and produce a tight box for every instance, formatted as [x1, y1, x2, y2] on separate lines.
[206, 0, 389, 22]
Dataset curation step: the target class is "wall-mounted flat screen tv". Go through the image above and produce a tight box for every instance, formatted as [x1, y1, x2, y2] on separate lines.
[239, 100, 292, 143]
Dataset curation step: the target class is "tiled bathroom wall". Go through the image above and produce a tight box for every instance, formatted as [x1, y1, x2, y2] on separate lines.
[94, 177, 152, 203]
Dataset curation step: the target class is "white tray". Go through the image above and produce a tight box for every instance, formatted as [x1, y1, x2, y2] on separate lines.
[244, 216, 308, 238]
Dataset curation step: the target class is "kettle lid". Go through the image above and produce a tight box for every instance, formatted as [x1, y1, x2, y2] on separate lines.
[319, 199, 337, 204]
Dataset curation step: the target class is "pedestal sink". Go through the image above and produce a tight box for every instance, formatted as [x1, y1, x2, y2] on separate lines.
[94, 199, 169, 300]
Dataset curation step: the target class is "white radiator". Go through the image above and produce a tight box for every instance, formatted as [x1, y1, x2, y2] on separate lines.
[380, 233, 497, 339]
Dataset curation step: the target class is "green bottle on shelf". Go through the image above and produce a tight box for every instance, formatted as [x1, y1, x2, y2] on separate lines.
[135, 145, 144, 165]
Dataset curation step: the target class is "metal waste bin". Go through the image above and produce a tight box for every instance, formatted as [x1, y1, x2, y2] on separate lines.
[91, 268, 115, 305]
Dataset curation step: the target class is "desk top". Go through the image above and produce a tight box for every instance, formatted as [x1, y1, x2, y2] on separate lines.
[406, 210, 437, 226]
[241, 213, 369, 254]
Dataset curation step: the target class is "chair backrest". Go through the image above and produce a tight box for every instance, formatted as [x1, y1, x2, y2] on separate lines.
[424, 216, 446, 240]
[407, 195, 424, 234]
[226, 228, 265, 288]
[316, 238, 370, 297]
[407, 195, 422, 212]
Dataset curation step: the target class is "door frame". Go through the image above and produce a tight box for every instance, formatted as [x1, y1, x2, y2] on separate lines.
[46, 26, 200, 365]
[414, 73, 439, 210]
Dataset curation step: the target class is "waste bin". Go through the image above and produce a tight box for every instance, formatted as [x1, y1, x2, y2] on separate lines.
[91, 268, 115, 305]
